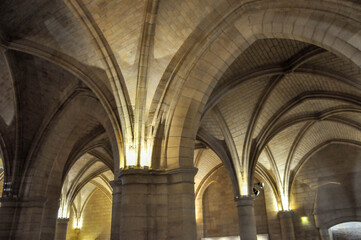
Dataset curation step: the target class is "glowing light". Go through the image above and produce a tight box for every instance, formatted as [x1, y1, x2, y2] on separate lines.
[57, 200, 69, 218]
[280, 189, 290, 211]
[241, 184, 248, 196]
[301, 216, 309, 225]
[140, 143, 151, 167]
[273, 197, 280, 212]
[126, 145, 137, 166]
[74, 217, 82, 229]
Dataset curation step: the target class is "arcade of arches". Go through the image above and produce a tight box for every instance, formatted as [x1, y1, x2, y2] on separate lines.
[0, 1, 361, 240]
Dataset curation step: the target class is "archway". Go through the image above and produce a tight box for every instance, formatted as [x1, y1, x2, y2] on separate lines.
[56, 152, 114, 240]
[329, 222, 361, 240]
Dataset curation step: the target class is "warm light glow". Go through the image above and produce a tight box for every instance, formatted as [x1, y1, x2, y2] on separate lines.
[126, 145, 137, 166]
[57, 200, 69, 218]
[74, 217, 82, 229]
[301, 216, 309, 225]
[280, 189, 290, 211]
[240, 184, 248, 196]
[239, 173, 249, 196]
[140, 142, 151, 167]
[273, 197, 280, 212]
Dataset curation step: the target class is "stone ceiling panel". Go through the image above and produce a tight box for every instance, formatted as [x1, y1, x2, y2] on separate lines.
[291, 120, 361, 170]
[194, 148, 222, 192]
[82, 0, 147, 104]
[217, 38, 310, 88]
[280, 99, 353, 122]
[200, 111, 224, 141]
[254, 72, 361, 138]
[267, 122, 306, 182]
[0, 1, 106, 71]
[217, 76, 269, 161]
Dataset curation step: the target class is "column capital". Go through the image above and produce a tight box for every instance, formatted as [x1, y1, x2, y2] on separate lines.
[118, 167, 198, 185]
[278, 210, 295, 219]
[56, 218, 70, 224]
[234, 195, 255, 207]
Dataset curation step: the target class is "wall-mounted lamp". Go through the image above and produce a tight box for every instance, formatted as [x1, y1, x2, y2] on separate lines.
[252, 182, 264, 197]
[256, 182, 264, 189]
[301, 216, 309, 225]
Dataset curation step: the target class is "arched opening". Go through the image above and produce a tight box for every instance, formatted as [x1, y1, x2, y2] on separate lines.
[56, 152, 114, 240]
[194, 146, 270, 240]
[66, 172, 113, 240]
[329, 222, 361, 240]
[291, 143, 361, 237]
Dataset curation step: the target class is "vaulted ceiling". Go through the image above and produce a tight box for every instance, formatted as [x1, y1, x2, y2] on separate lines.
[199, 38, 361, 208]
[0, 0, 360, 211]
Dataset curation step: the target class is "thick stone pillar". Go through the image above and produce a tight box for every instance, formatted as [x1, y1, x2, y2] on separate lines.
[319, 227, 332, 240]
[115, 167, 197, 240]
[278, 211, 296, 240]
[0, 196, 17, 239]
[167, 168, 197, 240]
[54, 218, 69, 240]
[0, 196, 47, 239]
[110, 180, 122, 240]
[235, 195, 257, 240]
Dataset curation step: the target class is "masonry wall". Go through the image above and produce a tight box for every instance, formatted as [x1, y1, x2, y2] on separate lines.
[201, 166, 269, 238]
[291, 143, 361, 240]
[66, 189, 112, 240]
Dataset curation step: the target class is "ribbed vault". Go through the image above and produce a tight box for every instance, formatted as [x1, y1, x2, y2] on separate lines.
[199, 38, 361, 210]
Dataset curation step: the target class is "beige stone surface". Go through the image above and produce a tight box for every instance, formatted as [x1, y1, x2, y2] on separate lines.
[0, 1, 361, 239]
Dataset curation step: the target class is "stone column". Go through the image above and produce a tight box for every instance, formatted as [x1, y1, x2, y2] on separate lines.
[278, 211, 296, 240]
[0, 196, 17, 239]
[235, 195, 257, 240]
[54, 218, 69, 240]
[319, 227, 332, 240]
[0, 196, 47, 239]
[118, 168, 169, 240]
[116, 167, 197, 240]
[110, 179, 122, 240]
[167, 168, 198, 240]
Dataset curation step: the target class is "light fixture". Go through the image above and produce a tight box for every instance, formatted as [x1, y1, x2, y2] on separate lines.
[252, 182, 264, 197]
[256, 182, 264, 189]
[301, 216, 309, 225]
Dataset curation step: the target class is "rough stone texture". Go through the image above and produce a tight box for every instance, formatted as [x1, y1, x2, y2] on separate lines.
[79, 189, 111, 240]
[199, 166, 269, 239]
[0, 1, 361, 239]
[55, 218, 69, 240]
[291, 143, 361, 240]
[330, 222, 361, 240]
[113, 168, 197, 240]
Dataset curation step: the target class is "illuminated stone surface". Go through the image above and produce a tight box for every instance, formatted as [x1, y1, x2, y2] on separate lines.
[0, 1, 361, 239]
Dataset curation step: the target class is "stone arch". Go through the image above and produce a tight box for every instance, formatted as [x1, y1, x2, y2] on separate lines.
[161, 1, 361, 179]
[290, 140, 361, 188]
[3, 41, 125, 154]
[289, 142, 361, 232]
[13, 92, 117, 239]
[325, 219, 361, 231]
